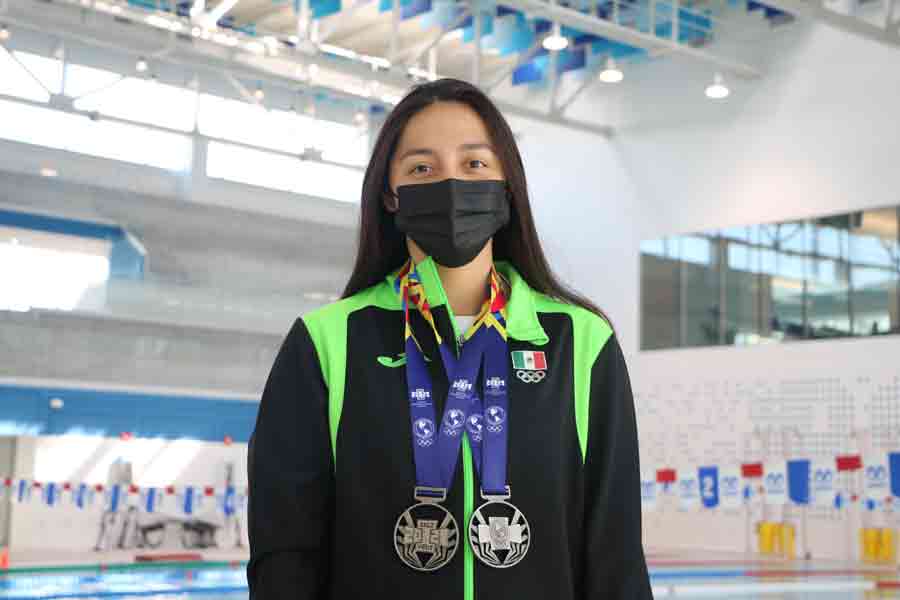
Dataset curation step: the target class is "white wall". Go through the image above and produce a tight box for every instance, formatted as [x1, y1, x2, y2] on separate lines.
[508, 114, 642, 349]
[586, 22, 900, 559]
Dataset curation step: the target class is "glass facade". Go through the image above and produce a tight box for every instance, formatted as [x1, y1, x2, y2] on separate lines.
[640, 207, 900, 350]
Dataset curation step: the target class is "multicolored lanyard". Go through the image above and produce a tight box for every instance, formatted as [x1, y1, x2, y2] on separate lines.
[393, 259, 531, 571]
[395, 259, 509, 496]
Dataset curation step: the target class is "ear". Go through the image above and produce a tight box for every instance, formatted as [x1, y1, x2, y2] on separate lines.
[383, 189, 399, 213]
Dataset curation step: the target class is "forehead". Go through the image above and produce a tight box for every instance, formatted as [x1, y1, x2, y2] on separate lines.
[395, 101, 494, 153]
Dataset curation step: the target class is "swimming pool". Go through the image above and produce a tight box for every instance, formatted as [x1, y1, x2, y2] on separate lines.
[1, 559, 898, 599]
[0, 562, 248, 600]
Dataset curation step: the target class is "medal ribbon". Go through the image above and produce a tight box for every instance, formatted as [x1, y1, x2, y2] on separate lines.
[397, 260, 511, 497]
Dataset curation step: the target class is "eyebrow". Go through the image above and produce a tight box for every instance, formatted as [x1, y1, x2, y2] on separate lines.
[396, 143, 497, 162]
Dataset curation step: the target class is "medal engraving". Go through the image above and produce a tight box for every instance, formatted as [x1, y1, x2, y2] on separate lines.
[395, 502, 459, 571]
[469, 500, 530, 568]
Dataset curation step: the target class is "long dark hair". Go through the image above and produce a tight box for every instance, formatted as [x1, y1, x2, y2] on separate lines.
[341, 78, 607, 322]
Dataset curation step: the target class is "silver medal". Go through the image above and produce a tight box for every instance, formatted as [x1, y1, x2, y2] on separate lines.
[394, 489, 459, 571]
[468, 488, 530, 568]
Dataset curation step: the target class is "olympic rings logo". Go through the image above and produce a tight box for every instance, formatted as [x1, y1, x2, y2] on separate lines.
[866, 465, 887, 480]
[721, 476, 740, 494]
[516, 370, 546, 383]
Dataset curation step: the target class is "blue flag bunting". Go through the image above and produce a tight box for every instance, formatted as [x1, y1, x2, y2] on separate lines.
[787, 459, 810, 505]
[889, 452, 900, 498]
[699, 466, 719, 509]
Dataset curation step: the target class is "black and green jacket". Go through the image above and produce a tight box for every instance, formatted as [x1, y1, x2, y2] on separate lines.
[247, 257, 652, 600]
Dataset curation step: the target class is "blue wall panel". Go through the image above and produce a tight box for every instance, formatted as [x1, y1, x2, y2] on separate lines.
[0, 384, 258, 443]
[0, 388, 47, 435]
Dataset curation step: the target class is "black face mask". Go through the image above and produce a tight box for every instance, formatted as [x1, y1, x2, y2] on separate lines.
[394, 178, 511, 268]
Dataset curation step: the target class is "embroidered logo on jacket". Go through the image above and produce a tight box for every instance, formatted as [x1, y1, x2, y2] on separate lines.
[510, 350, 547, 383]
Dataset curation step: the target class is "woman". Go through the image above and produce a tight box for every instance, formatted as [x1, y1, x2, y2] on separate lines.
[247, 78, 652, 599]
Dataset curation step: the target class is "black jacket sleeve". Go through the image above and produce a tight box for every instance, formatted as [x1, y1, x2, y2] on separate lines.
[583, 335, 653, 599]
[247, 318, 334, 599]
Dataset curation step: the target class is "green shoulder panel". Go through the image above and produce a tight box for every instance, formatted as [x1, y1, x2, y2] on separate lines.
[302, 280, 400, 465]
[531, 294, 614, 463]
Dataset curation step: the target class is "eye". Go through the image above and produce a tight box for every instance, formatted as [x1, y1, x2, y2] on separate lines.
[408, 164, 432, 175]
[468, 159, 488, 169]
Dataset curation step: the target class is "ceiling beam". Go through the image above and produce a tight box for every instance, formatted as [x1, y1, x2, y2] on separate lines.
[497, 0, 762, 79]
[318, 0, 372, 43]
[400, 8, 472, 66]
[763, 0, 900, 48]
[483, 36, 546, 93]
[199, 0, 241, 28]
[3, 0, 618, 136]
[555, 64, 604, 114]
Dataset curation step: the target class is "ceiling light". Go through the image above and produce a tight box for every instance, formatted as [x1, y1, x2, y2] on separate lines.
[0, 25, 10, 42]
[253, 84, 265, 101]
[354, 109, 367, 125]
[288, 34, 300, 44]
[189, 0, 205, 18]
[307, 63, 319, 80]
[705, 72, 730, 100]
[40, 167, 58, 177]
[135, 57, 148, 73]
[598, 57, 624, 83]
[542, 23, 568, 51]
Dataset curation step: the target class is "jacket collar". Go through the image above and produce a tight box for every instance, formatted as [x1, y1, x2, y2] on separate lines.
[385, 256, 549, 345]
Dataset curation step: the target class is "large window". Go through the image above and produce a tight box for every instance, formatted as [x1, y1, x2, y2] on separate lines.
[0, 47, 62, 101]
[206, 141, 364, 203]
[0, 98, 193, 171]
[1, 47, 369, 201]
[641, 207, 900, 350]
[72, 69, 198, 132]
[197, 93, 369, 167]
[0, 225, 111, 312]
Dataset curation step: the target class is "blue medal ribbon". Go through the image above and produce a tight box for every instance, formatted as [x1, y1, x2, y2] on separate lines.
[406, 324, 489, 497]
[477, 321, 510, 496]
[405, 309, 510, 499]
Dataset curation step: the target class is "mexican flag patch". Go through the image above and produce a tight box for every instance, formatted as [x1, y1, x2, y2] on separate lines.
[511, 350, 547, 371]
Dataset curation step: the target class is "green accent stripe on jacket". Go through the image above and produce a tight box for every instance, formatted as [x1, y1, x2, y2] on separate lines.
[531, 295, 614, 462]
[302, 281, 400, 464]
